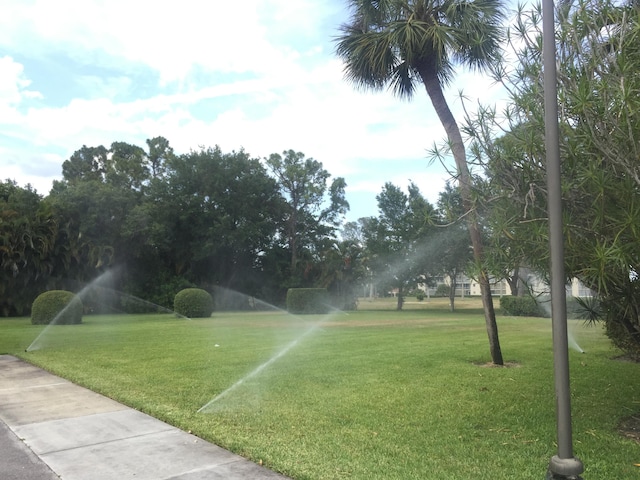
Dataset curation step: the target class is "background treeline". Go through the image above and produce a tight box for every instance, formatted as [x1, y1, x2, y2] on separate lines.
[0, 137, 472, 317]
[0, 143, 355, 315]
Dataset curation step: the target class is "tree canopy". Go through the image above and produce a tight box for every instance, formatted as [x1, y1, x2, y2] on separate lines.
[362, 182, 435, 310]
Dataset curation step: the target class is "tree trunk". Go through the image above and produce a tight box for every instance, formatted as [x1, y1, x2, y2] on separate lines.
[506, 266, 520, 296]
[288, 210, 298, 271]
[419, 66, 504, 365]
[449, 274, 456, 312]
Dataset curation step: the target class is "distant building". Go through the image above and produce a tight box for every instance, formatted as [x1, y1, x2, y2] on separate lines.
[419, 272, 594, 298]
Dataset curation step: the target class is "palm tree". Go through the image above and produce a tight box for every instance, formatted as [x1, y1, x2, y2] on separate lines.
[335, 0, 506, 364]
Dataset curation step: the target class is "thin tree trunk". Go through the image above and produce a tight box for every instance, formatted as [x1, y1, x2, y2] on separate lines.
[419, 66, 504, 365]
[288, 211, 298, 271]
[449, 273, 456, 312]
[507, 266, 520, 296]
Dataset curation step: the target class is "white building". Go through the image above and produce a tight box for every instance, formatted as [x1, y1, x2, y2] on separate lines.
[422, 273, 593, 298]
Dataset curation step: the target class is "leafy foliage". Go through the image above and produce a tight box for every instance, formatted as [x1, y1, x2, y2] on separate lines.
[0, 181, 60, 316]
[31, 290, 83, 325]
[173, 288, 213, 318]
[316, 239, 364, 311]
[1, 140, 342, 315]
[147, 146, 283, 293]
[266, 150, 348, 287]
[432, 183, 474, 310]
[499, 295, 544, 317]
[465, 0, 640, 354]
[286, 288, 330, 314]
[435, 284, 451, 297]
[362, 182, 435, 310]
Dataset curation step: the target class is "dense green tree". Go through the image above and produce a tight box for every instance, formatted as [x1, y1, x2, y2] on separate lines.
[363, 182, 435, 310]
[61, 145, 109, 184]
[54, 141, 149, 278]
[317, 239, 365, 310]
[467, 126, 540, 297]
[50, 138, 176, 305]
[0, 181, 58, 315]
[47, 180, 129, 278]
[336, 0, 506, 363]
[430, 183, 473, 311]
[107, 142, 148, 190]
[146, 136, 174, 179]
[60, 139, 167, 191]
[147, 146, 284, 295]
[342, 219, 376, 298]
[266, 150, 349, 286]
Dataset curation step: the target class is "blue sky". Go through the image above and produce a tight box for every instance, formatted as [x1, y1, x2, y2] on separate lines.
[0, 0, 507, 222]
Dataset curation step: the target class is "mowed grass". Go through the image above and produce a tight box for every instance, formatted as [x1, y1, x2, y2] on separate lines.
[1, 298, 639, 479]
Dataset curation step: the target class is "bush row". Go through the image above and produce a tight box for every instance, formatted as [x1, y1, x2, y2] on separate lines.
[30, 287, 216, 325]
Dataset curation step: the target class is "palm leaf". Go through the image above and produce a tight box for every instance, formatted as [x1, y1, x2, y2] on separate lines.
[336, 27, 400, 90]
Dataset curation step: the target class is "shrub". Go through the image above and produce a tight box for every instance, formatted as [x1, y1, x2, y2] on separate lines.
[500, 295, 545, 317]
[606, 318, 640, 360]
[416, 291, 425, 301]
[173, 288, 214, 318]
[286, 288, 330, 314]
[593, 296, 640, 359]
[435, 284, 450, 298]
[31, 290, 83, 325]
[147, 275, 196, 311]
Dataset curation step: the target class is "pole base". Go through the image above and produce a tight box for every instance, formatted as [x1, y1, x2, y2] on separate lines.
[547, 455, 584, 479]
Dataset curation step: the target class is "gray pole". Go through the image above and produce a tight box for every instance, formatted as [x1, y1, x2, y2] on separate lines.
[542, 0, 584, 478]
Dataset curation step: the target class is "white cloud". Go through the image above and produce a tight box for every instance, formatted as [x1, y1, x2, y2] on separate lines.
[1, 58, 499, 198]
[0, 0, 339, 84]
[0, 143, 62, 194]
[0, 56, 42, 118]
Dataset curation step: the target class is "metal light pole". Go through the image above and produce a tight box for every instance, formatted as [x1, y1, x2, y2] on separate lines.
[542, 0, 584, 478]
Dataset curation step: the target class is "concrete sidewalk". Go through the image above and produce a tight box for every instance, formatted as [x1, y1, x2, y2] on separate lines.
[0, 355, 291, 480]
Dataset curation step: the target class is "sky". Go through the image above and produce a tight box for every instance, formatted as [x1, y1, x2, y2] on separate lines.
[0, 0, 507, 222]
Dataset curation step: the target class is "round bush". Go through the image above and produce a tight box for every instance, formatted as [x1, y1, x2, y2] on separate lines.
[31, 290, 83, 325]
[174, 288, 213, 318]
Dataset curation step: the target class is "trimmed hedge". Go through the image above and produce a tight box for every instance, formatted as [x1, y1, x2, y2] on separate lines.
[286, 288, 330, 314]
[174, 288, 214, 318]
[499, 295, 545, 317]
[31, 290, 83, 325]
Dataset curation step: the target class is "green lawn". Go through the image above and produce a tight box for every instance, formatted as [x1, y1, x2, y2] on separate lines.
[1, 298, 638, 479]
